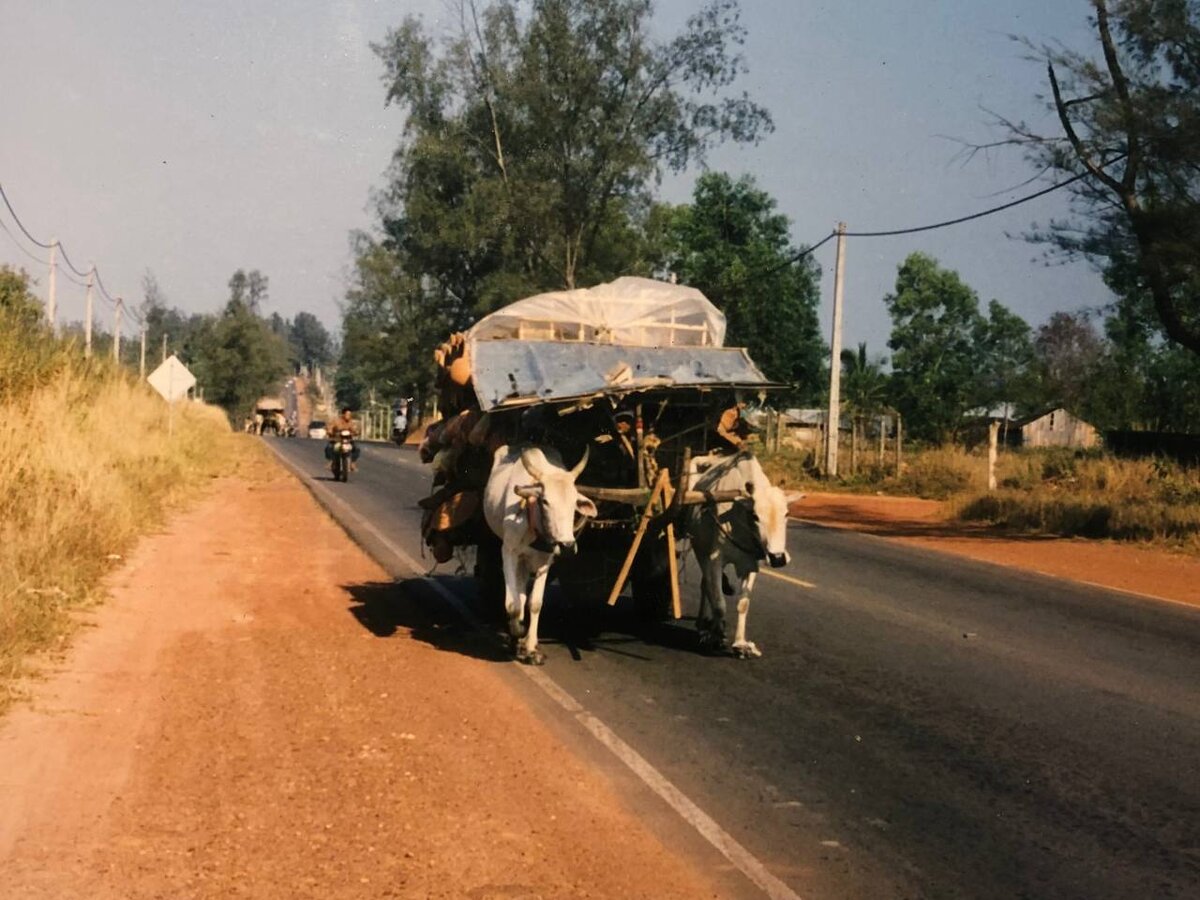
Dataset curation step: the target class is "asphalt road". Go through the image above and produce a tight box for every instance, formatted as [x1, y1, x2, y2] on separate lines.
[270, 436, 1200, 900]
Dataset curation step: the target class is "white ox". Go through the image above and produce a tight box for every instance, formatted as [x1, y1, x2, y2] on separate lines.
[684, 451, 800, 658]
[483, 444, 597, 664]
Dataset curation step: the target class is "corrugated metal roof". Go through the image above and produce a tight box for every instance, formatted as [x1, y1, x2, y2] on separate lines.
[469, 340, 775, 411]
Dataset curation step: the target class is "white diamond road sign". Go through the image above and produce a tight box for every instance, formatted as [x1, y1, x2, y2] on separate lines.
[147, 354, 196, 403]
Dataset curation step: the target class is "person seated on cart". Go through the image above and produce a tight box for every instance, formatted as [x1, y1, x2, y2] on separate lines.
[325, 407, 362, 470]
[714, 396, 753, 450]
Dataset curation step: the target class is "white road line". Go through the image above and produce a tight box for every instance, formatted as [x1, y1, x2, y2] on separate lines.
[268, 443, 805, 900]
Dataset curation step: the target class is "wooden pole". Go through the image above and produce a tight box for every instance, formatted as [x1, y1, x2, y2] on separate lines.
[46, 239, 57, 331]
[113, 299, 123, 363]
[894, 414, 903, 478]
[139, 327, 147, 378]
[824, 222, 847, 478]
[878, 415, 885, 465]
[84, 267, 94, 358]
[987, 420, 1000, 491]
[606, 469, 669, 607]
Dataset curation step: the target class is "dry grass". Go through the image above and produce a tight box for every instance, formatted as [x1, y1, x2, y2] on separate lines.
[0, 316, 261, 711]
[760, 439, 1200, 549]
[956, 454, 1200, 549]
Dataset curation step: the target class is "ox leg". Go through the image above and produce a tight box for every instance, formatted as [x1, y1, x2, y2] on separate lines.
[731, 571, 761, 659]
[502, 551, 528, 656]
[519, 564, 550, 666]
[697, 550, 729, 655]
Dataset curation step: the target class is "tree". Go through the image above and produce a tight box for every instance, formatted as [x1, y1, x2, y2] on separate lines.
[371, 0, 772, 316]
[995, 0, 1200, 356]
[227, 269, 269, 314]
[974, 299, 1036, 415]
[288, 312, 333, 373]
[0, 265, 43, 327]
[1031, 311, 1104, 415]
[659, 172, 824, 401]
[187, 272, 289, 418]
[885, 253, 986, 443]
[337, 235, 451, 409]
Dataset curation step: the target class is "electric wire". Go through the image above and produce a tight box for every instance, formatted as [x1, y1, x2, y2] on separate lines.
[0, 182, 55, 249]
[56, 241, 93, 279]
[0, 216, 50, 266]
[842, 158, 1122, 238]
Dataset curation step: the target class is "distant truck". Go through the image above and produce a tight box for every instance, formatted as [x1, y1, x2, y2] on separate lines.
[254, 397, 287, 435]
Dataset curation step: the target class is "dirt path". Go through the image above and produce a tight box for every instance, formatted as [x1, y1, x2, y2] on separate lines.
[0, 469, 722, 899]
[793, 491, 1200, 609]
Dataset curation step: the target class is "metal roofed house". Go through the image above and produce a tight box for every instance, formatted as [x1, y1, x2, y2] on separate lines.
[1017, 407, 1099, 449]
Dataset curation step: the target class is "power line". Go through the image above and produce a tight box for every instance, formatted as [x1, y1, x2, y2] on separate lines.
[56, 242, 92, 279]
[0, 182, 55, 249]
[842, 159, 1120, 238]
[0, 216, 50, 266]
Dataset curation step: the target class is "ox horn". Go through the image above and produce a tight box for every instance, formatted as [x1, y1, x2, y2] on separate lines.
[520, 446, 545, 481]
[569, 445, 590, 479]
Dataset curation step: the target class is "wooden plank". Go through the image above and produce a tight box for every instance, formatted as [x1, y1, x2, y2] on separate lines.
[605, 469, 668, 607]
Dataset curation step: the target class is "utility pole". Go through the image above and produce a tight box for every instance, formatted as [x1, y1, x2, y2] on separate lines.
[139, 326, 147, 378]
[84, 266, 95, 358]
[47, 239, 58, 331]
[824, 222, 847, 478]
[113, 298, 123, 363]
[161, 333, 168, 362]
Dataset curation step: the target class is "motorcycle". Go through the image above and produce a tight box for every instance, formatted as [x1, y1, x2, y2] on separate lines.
[330, 430, 355, 482]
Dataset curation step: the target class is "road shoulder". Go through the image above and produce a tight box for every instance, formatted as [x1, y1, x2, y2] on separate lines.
[792, 491, 1200, 609]
[0, 466, 724, 899]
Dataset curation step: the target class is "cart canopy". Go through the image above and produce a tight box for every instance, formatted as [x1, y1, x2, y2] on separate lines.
[466, 276, 725, 348]
[469, 340, 773, 411]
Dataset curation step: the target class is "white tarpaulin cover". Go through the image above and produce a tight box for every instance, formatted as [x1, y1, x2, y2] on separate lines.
[466, 276, 726, 348]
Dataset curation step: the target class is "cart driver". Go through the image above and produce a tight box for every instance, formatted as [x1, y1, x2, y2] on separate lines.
[715, 396, 752, 450]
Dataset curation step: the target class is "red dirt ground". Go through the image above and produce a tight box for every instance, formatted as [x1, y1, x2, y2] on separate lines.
[0, 469, 723, 899]
[792, 491, 1200, 609]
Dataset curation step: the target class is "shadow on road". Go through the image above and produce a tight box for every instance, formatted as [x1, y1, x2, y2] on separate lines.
[342, 577, 706, 664]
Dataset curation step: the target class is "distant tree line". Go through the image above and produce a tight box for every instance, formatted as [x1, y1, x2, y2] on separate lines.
[39, 267, 336, 422]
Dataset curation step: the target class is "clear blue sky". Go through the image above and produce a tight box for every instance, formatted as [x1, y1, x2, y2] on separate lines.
[0, 1, 1110, 357]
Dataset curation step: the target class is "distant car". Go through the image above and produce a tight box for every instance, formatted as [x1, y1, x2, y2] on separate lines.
[307, 420, 327, 440]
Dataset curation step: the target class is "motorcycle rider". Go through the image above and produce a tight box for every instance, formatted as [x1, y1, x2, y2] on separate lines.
[325, 407, 361, 472]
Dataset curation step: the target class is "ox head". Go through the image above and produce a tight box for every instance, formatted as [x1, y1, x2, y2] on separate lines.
[742, 478, 802, 568]
[514, 446, 598, 554]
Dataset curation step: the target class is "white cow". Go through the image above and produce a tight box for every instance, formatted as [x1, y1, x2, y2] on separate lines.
[684, 451, 799, 658]
[483, 444, 597, 664]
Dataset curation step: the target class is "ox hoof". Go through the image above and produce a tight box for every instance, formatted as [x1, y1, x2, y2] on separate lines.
[732, 640, 762, 659]
[517, 647, 546, 666]
[697, 631, 729, 656]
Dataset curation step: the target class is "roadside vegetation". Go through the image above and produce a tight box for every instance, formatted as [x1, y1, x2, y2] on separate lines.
[0, 278, 256, 711]
[760, 442, 1200, 551]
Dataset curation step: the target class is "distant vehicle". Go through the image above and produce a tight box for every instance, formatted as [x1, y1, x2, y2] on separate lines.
[308, 420, 327, 440]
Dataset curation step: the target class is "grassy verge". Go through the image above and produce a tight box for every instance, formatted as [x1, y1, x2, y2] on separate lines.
[0, 312, 259, 711]
[955, 454, 1200, 549]
[759, 441, 1200, 549]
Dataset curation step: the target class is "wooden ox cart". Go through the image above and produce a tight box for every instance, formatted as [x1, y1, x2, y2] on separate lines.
[418, 276, 781, 620]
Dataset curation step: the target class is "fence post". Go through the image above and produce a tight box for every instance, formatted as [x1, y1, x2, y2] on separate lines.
[987, 420, 1000, 491]
[894, 414, 903, 478]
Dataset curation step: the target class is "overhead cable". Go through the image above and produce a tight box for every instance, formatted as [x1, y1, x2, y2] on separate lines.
[0, 182, 55, 250]
[842, 157, 1124, 238]
[0, 217, 49, 266]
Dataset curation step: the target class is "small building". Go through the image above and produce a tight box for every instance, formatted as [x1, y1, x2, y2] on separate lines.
[1018, 407, 1099, 449]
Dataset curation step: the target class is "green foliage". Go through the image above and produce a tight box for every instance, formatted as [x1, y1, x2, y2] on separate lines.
[288, 312, 334, 373]
[885, 253, 987, 442]
[659, 172, 824, 401]
[840, 342, 889, 420]
[1013, 0, 1200, 356]
[0, 265, 43, 329]
[337, 235, 449, 409]
[370, 0, 771, 314]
